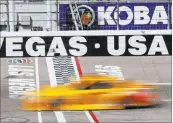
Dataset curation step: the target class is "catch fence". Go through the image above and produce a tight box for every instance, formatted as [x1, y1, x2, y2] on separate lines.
[0, 0, 172, 31]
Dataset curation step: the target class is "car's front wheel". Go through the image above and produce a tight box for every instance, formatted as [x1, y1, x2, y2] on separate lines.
[49, 97, 64, 107]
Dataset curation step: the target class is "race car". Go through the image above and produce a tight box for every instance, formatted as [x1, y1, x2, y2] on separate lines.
[21, 74, 160, 111]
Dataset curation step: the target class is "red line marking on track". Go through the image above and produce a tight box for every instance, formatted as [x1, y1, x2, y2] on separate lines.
[74, 57, 82, 75]
[74, 57, 100, 123]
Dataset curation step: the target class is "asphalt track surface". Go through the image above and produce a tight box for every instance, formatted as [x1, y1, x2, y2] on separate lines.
[0, 56, 172, 123]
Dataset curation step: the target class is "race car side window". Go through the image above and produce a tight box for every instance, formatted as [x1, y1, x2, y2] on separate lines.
[85, 82, 112, 90]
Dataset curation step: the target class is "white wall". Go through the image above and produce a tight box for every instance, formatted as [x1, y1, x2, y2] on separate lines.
[1, 30, 171, 37]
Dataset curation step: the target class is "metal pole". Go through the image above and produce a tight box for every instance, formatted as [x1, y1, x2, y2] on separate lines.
[56, 0, 60, 31]
[117, 0, 119, 30]
[9, 0, 15, 32]
[69, 2, 79, 31]
[47, 0, 52, 31]
[74, 2, 83, 30]
[6, 0, 10, 32]
[167, 0, 170, 29]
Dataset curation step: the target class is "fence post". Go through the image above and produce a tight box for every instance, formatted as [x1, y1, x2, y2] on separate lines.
[56, 0, 60, 31]
[167, 0, 171, 30]
[6, 0, 10, 32]
[9, 0, 15, 32]
[117, 0, 119, 30]
[47, 0, 52, 31]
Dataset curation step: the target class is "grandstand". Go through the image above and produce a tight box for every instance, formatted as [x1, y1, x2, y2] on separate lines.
[0, 0, 171, 32]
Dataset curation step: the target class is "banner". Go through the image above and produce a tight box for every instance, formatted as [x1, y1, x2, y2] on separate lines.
[59, 2, 172, 30]
[0, 33, 171, 57]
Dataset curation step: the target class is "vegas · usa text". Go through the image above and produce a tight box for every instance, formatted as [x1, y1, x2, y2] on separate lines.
[0, 35, 171, 57]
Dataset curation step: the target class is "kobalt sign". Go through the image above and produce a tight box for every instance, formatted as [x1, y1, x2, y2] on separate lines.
[98, 5, 168, 25]
[0, 35, 171, 57]
[60, 2, 172, 30]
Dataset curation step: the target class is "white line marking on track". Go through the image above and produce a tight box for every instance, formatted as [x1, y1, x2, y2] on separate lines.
[71, 57, 80, 81]
[85, 111, 96, 123]
[72, 57, 99, 123]
[37, 112, 43, 123]
[46, 57, 66, 123]
[161, 99, 172, 102]
[35, 57, 43, 123]
[35, 57, 40, 93]
[54, 111, 67, 123]
[145, 83, 172, 85]
[72, 57, 97, 121]
[46, 57, 57, 85]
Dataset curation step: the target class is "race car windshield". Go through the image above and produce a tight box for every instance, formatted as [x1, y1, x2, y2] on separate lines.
[78, 81, 112, 90]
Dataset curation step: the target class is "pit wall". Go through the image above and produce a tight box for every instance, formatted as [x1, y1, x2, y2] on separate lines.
[0, 30, 172, 57]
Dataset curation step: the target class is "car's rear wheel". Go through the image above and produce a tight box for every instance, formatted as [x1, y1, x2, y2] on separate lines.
[122, 98, 132, 108]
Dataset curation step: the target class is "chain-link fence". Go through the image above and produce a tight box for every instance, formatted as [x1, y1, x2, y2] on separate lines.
[0, 0, 57, 32]
[0, 0, 172, 32]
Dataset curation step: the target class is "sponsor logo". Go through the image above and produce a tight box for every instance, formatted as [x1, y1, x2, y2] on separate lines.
[60, 3, 172, 29]
[0, 35, 171, 57]
[8, 65, 36, 100]
[7, 58, 33, 64]
[97, 5, 170, 26]
[74, 5, 95, 27]
[95, 65, 124, 80]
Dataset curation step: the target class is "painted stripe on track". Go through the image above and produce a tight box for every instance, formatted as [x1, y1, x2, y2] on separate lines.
[71, 57, 80, 81]
[54, 112, 67, 123]
[37, 112, 43, 123]
[46, 57, 66, 123]
[145, 83, 172, 85]
[161, 99, 172, 102]
[46, 57, 57, 84]
[74, 57, 100, 123]
[85, 111, 98, 123]
[35, 57, 43, 123]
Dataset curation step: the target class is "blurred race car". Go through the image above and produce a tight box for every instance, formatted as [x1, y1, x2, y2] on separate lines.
[21, 75, 160, 111]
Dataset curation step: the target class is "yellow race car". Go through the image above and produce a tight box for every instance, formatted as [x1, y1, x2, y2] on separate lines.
[21, 75, 160, 111]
